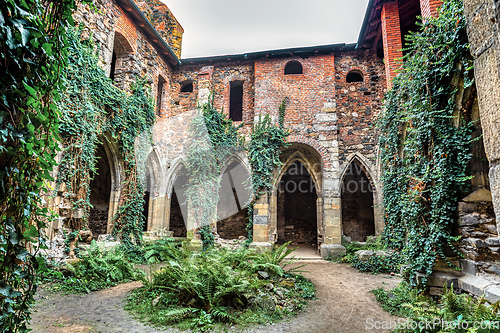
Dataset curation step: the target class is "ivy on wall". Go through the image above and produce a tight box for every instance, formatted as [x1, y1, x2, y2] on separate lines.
[186, 98, 289, 247]
[0, 0, 84, 331]
[57, 27, 155, 254]
[378, 0, 476, 286]
[246, 100, 289, 240]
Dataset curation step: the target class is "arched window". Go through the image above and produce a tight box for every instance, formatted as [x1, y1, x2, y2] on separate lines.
[156, 75, 165, 116]
[180, 81, 193, 93]
[346, 70, 364, 83]
[284, 60, 303, 75]
[110, 32, 133, 86]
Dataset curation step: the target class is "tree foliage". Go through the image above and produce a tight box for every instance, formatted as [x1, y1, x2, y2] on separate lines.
[379, 0, 476, 286]
[0, 0, 81, 330]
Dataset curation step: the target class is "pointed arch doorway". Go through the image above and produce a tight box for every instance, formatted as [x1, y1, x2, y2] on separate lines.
[341, 160, 375, 242]
[277, 160, 318, 246]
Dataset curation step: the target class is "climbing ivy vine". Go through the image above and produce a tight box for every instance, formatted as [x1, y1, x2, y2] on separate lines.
[57, 27, 155, 255]
[246, 100, 289, 240]
[0, 0, 83, 331]
[379, 0, 476, 286]
[186, 97, 288, 247]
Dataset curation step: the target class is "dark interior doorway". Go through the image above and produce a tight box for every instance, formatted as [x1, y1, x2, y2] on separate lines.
[277, 161, 318, 246]
[89, 145, 112, 239]
[341, 161, 375, 242]
[169, 168, 187, 237]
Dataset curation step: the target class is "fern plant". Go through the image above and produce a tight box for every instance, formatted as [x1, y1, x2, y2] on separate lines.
[247, 241, 305, 276]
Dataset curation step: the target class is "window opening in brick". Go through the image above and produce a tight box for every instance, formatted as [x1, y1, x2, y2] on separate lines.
[180, 81, 193, 93]
[156, 75, 165, 116]
[341, 161, 375, 242]
[170, 167, 188, 237]
[346, 70, 364, 83]
[110, 32, 133, 88]
[277, 161, 317, 246]
[89, 144, 112, 239]
[229, 81, 243, 121]
[217, 161, 251, 239]
[284, 60, 303, 75]
[110, 50, 117, 81]
[143, 172, 151, 231]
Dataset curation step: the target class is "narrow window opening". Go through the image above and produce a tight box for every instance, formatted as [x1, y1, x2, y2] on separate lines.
[110, 50, 117, 81]
[229, 82, 243, 121]
[346, 70, 364, 83]
[156, 75, 165, 116]
[284, 61, 303, 75]
[180, 81, 193, 93]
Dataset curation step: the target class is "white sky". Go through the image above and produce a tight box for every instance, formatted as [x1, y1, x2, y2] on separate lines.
[160, 0, 370, 59]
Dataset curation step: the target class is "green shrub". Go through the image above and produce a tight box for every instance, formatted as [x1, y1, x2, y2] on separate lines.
[373, 282, 500, 332]
[338, 236, 401, 274]
[126, 243, 314, 331]
[41, 241, 144, 293]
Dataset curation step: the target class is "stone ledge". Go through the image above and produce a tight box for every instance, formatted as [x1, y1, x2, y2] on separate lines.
[425, 271, 500, 303]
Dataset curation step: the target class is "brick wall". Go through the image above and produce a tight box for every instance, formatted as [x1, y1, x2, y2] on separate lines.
[335, 51, 385, 167]
[420, 0, 443, 19]
[381, 2, 403, 87]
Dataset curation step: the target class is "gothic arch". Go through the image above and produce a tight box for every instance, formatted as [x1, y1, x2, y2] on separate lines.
[340, 154, 379, 241]
[268, 142, 324, 246]
[141, 146, 168, 231]
[340, 153, 377, 194]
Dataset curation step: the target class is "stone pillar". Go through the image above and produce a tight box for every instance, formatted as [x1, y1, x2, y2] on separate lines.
[250, 193, 272, 251]
[420, 0, 442, 19]
[381, 2, 403, 88]
[149, 194, 168, 233]
[463, 0, 500, 235]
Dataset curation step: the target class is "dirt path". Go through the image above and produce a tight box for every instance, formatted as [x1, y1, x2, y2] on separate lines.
[30, 261, 401, 333]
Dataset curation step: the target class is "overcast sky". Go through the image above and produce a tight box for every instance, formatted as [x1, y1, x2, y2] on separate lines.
[160, 0, 370, 59]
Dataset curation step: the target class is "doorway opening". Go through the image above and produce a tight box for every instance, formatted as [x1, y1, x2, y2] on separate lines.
[341, 161, 375, 242]
[277, 161, 318, 246]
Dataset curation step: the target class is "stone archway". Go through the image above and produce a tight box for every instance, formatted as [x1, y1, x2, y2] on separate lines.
[340, 159, 375, 242]
[216, 155, 253, 239]
[88, 135, 125, 237]
[166, 161, 188, 237]
[276, 160, 318, 246]
[268, 143, 323, 249]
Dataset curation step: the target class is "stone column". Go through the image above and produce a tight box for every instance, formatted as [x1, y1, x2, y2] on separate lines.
[250, 192, 272, 251]
[463, 0, 500, 235]
[381, 2, 403, 89]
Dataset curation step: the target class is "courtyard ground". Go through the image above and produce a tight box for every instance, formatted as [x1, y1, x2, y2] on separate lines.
[30, 261, 401, 333]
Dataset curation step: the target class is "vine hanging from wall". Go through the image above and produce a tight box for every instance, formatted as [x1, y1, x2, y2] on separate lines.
[246, 99, 290, 240]
[56, 26, 155, 255]
[378, 0, 476, 286]
[0, 0, 85, 331]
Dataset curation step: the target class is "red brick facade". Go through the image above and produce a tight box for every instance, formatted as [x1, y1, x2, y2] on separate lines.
[381, 2, 403, 88]
[420, 0, 443, 19]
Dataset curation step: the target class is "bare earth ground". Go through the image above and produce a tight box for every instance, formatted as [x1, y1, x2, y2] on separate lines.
[30, 261, 401, 333]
